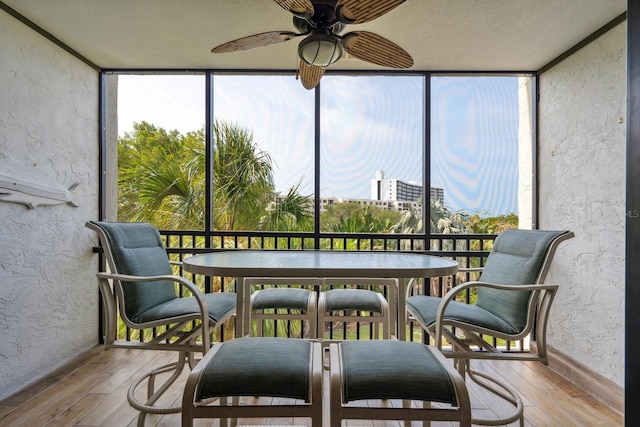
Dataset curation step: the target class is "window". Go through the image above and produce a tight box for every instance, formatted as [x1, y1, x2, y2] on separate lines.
[319, 75, 424, 233]
[213, 75, 315, 232]
[114, 73, 206, 230]
[431, 75, 531, 232]
[108, 72, 531, 237]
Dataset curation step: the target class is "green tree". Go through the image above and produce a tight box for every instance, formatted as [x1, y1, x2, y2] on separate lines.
[212, 121, 274, 231]
[469, 213, 519, 234]
[259, 182, 314, 231]
[320, 203, 398, 233]
[118, 121, 205, 229]
[390, 198, 473, 234]
[117, 120, 313, 232]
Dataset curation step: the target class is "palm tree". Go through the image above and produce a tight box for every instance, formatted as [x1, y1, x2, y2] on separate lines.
[259, 182, 314, 232]
[118, 120, 313, 233]
[212, 121, 274, 230]
[430, 198, 472, 234]
[390, 198, 472, 235]
[118, 122, 205, 229]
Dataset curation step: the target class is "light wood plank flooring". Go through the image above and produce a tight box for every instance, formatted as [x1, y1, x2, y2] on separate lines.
[0, 345, 623, 426]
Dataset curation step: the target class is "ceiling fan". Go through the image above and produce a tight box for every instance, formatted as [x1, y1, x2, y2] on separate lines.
[211, 0, 413, 90]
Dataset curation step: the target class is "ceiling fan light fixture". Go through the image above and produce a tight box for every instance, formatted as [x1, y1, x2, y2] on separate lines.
[298, 33, 343, 67]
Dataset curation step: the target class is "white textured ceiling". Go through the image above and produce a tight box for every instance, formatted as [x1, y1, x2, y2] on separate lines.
[1, 0, 627, 72]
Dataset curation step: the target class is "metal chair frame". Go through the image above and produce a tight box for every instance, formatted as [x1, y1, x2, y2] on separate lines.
[87, 221, 235, 426]
[318, 278, 397, 343]
[407, 230, 574, 426]
[245, 277, 319, 338]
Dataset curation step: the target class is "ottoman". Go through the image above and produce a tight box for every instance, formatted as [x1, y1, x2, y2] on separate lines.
[182, 337, 322, 426]
[329, 340, 471, 426]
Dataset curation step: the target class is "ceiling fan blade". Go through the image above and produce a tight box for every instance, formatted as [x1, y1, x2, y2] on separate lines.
[298, 60, 325, 90]
[212, 31, 299, 53]
[273, 0, 315, 19]
[342, 31, 413, 68]
[335, 0, 406, 24]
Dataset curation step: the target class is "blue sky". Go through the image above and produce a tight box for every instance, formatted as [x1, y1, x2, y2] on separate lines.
[431, 76, 520, 216]
[117, 74, 521, 216]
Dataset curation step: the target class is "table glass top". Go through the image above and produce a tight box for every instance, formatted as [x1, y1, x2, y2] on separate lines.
[183, 250, 458, 278]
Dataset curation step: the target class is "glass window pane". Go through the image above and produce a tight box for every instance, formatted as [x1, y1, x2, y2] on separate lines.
[115, 74, 206, 230]
[213, 75, 315, 232]
[109, 72, 532, 240]
[430, 76, 530, 233]
[319, 75, 424, 234]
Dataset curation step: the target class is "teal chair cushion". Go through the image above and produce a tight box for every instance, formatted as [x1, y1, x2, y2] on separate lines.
[406, 295, 520, 335]
[91, 221, 177, 321]
[197, 337, 312, 400]
[324, 288, 383, 313]
[475, 230, 567, 332]
[252, 288, 312, 311]
[135, 292, 237, 324]
[340, 340, 457, 404]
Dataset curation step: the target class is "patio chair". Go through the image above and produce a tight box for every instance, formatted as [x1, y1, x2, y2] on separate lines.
[405, 229, 574, 426]
[244, 277, 318, 338]
[318, 278, 396, 343]
[86, 221, 236, 426]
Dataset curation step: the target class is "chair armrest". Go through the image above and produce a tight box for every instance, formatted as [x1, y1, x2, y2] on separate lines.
[434, 281, 558, 349]
[96, 272, 205, 299]
[448, 281, 558, 293]
[96, 272, 211, 349]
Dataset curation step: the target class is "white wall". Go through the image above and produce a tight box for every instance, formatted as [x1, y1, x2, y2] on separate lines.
[539, 22, 626, 386]
[0, 12, 100, 398]
[518, 76, 534, 229]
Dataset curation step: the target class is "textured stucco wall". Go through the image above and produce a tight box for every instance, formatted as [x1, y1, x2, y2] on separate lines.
[0, 12, 100, 398]
[539, 22, 626, 386]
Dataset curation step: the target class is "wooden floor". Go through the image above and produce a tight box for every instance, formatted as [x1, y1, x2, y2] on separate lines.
[0, 345, 623, 427]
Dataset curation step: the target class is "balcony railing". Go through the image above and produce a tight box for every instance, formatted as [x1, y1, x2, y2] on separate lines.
[104, 231, 523, 348]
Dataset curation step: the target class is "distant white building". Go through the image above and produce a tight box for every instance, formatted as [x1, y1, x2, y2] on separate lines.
[370, 170, 444, 204]
[280, 171, 444, 213]
[318, 196, 420, 212]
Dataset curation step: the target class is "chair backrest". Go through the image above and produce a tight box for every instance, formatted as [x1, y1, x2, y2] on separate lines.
[475, 229, 572, 333]
[87, 221, 178, 322]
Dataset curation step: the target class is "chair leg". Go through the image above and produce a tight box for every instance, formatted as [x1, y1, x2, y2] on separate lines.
[256, 315, 264, 337]
[128, 350, 190, 426]
[187, 349, 197, 370]
[466, 364, 525, 426]
[422, 400, 432, 427]
[373, 320, 380, 339]
[402, 400, 411, 427]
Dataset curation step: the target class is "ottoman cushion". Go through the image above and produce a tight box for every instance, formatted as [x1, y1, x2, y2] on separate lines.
[197, 337, 311, 401]
[340, 340, 457, 404]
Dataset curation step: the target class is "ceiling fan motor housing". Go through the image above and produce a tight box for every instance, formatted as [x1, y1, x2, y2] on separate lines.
[294, 0, 345, 67]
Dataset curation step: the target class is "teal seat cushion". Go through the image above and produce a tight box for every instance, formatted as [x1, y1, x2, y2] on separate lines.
[475, 230, 567, 332]
[91, 221, 178, 320]
[406, 295, 520, 335]
[340, 340, 457, 404]
[252, 288, 312, 311]
[197, 337, 312, 400]
[324, 288, 383, 313]
[135, 292, 237, 324]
